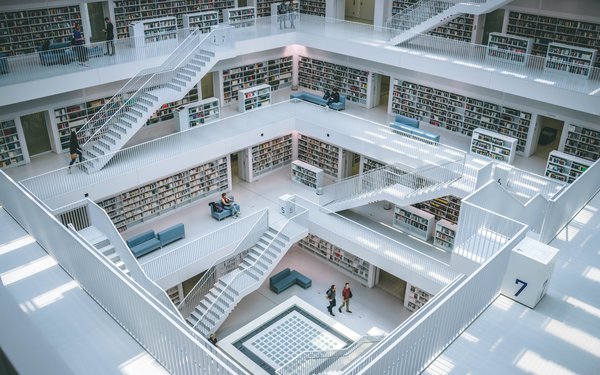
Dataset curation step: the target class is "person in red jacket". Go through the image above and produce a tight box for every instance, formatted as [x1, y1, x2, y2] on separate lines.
[338, 282, 353, 313]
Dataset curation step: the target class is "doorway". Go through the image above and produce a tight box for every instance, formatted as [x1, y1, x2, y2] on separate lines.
[345, 0, 375, 24]
[20, 112, 51, 156]
[87, 2, 109, 42]
[379, 75, 390, 110]
[482, 8, 505, 45]
[201, 73, 215, 99]
[534, 116, 564, 160]
[376, 269, 407, 301]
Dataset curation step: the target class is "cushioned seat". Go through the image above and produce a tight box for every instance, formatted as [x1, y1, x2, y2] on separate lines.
[157, 223, 185, 247]
[394, 114, 420, 128]
[0, 52, 9, 74]
[126, 230, 161, 258]
[290, 91, 346, 110]
[269, 268, 312, 294]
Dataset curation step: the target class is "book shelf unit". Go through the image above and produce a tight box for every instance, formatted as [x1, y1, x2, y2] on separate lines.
[470, 128, 518, 164]
[97, 156, 230, 232]
[222, 56, 293, 104]
[545, 150, 592, 184]
[359, 156, 385, 174]
[129, 16, 177, 47]
[166, 284, 183, 305]
[238, 134, 293, 182]
[113, 0, 235, 38]
[175, 97, 220, 131]
[413, 195, 461, 225]
[298, 233, 375, 286]
[391, 79, 532, 154]
[393, 205, 435, 241]
[298, 56, 370, 106]
[238, 84, 271, 112]
[223, 7, 256, 28]
[404, 282, 433, 312]
[0, 119, 25, 169]
[433, 219, 458, 251]
[564, 124, 600, 162]
[300, 0, 327, 17]
[147, 86, 199, 125]
[544, 42, 597, 78]
[182, 11, 219, 33]
[486, 32, 533, 65]
[506, 11, 600, 68]
[297, 134, 343, 179]
[291, 160, 324, 189]
[0, 5, 82, 55]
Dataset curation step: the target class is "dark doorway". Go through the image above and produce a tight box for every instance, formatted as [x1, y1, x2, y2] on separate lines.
[87, 2, 109, 42]
[482, 8, 505, 45]
[20, 112, 51, 156]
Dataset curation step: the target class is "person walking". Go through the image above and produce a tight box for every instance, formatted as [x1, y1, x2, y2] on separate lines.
[338, 282, 353, 313]
[102, 17, 115, 56]
[326, 284, 337, 316]
[287, 0, 296, 29]
[68, 130, 84, 172]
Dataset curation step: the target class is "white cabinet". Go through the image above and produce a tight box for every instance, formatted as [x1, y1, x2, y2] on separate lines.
[129, 16, 177, 47]
[223, 6, 256, 28]
[470, 128, 517, 164]
[393, 205, 435, 241]
[404, 282, 433, 312]
[486, 32, 532, 65]
[237, 84, 271, 112]
[182, 11, 219, 33]
[175, 97, 220, 131]
[545, 150, 592, 184]
[544, 42, 597, 78]
[291, 160, 324, 189]
[433, 219, 458, 252]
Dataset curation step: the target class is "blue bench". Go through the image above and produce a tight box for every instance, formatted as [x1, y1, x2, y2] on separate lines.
[390, 114, 440, 144]
[209, 201, 241, 221]
[269, 268, 312, 294]
[157, 223, 185, 247]
[127, 230, 162, 258]
[290, 91, 346, 110]
[0, 52, 8, 74]
[393, 114, 420, 129]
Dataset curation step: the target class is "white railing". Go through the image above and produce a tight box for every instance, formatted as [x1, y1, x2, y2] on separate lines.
[0, 171, 247, 375]
[386, 0, 456, 33]
[53, 199, 91, 230]
[493, 162, 565, 203]
[345, 212, 527, 374]
[176, 209, 269, 319]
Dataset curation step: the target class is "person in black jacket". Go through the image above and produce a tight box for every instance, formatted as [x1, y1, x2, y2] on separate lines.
[102, 17, 115, 56]
[68, 131, 84, 172]
[327, 87, 340, 106]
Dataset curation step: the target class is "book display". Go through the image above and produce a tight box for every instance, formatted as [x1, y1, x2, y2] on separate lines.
[391, 79, 532, 154]
[297, 134, 343, 179]
[299, 0, 326, 17]
[97, 156, 230, 232]
[0, 119, 25, 169]
[147, 86, 199, 125]
[222, 56, 293, 104]
[298, 56, 370, 106]
[298, 233, 375, 286]
[486, 32, 533, 65]
[182, 11, 219, 33]
[129, 17, 177, 47]
[291, 160, 324, 189]
[545, 150, 592, 184]
[470, 128, 518, 164]
[237, 84, 271, 112]
[433, 219, 458, 251]
[238, 134, 293, 182]
[404, 282, 433, 312]
[0, 5, 82, 55]
[223, 7, 256, 28]
[175, 97, 220, 131]
[393, 205, 435, 241]
[359, 156, 385, 174]
[506, 11, 600, 68]
[413, 195, 461, 224]
[113, 0, 235, 38]
[544, 42, 597, 78]
[564, 124, 600, 162]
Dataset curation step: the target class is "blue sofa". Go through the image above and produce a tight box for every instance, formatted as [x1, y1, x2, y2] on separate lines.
[0, 52, 8, 74]
[127, 230, 162, 258]
[393, 114, 420, 129]
[290, 91, 346, 110]
[37, 41, 74, 65]
[390, 114, 440, 144]
[269, 268, 312, 294]
[157, 223, 185, 247]
[209, 201, 240, 221]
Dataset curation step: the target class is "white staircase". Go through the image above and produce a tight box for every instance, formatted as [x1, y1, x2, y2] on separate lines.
[387, 0, 514, 45]
[76, 29, 221, 173]
[79, 226, 131, 277]
[186, 227, 298, 336]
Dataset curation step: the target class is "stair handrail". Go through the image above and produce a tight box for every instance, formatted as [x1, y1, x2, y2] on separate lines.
[79, 27, 215, 150]
[177, 209, 269, 319]
[77, 27, 201, 146]
[386, 0, 457, 33]
[191, 201, 309, 334]
[276, 335, 386, 375]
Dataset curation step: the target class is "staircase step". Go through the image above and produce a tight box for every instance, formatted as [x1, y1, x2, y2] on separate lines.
[128, 108, 143, 117]
[131, 103, 149, 113]
[91, 145, 106, 155]
[189, 59, 207, 67]
[198, 49, 215, 57]
[122, 113, 138, 123]
[165, 82, 183, 92]
[140, 92, 159, 102]
[103, 134, 117, 145]
[176, 72, 193, 82]
[171, 78, 187, 87]
[179, 68, 196, 76]
[113, 124, 128, 134]
[107, 129, 123, 139]
[136, 97, 154, 107]
[97, 140, 112, 150]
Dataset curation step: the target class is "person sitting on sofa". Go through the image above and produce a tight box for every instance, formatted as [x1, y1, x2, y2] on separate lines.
[327, 87, 340, 106]
[221, 192, 240, 218]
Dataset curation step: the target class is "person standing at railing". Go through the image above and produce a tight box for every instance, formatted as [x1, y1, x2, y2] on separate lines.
[277, 2, 288, 29]
[72, 23, 88, 65]
[102, 17, 115, 56]
[287, 0, 296, 29]
[68, 130, 84, 173]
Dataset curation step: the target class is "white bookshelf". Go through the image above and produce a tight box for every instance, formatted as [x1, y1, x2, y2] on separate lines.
[545, 150, 592, 184]
[359, 156, 385, 174]
[166, 284, 183, 305]
[393, 205, 435, 241]
[147, 87, 199, 126]
[175, 97, 220, 131]
[300, 0, 327, 16]
[564, 123, 600, 162]
[238, 84, 271, 112]
[298, 234, 375, 287]
[434, 219, 458, 252]
[413, 195, 461, 225]
[544, 42, 597, 78]
[291, 160, 324, 189]
[223, 6, 256, 28]
[129, 16, 177, 47]
[486, 32, 533, 65]
[296, 134, 343, 179]
[470, 128, 518, 164]
[0, 119, 25, 169]
[182, 11, 219, 33]
[96, 156, 230, 232]
[238, 134, 293, 182]
[404, 282, 433, 312]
